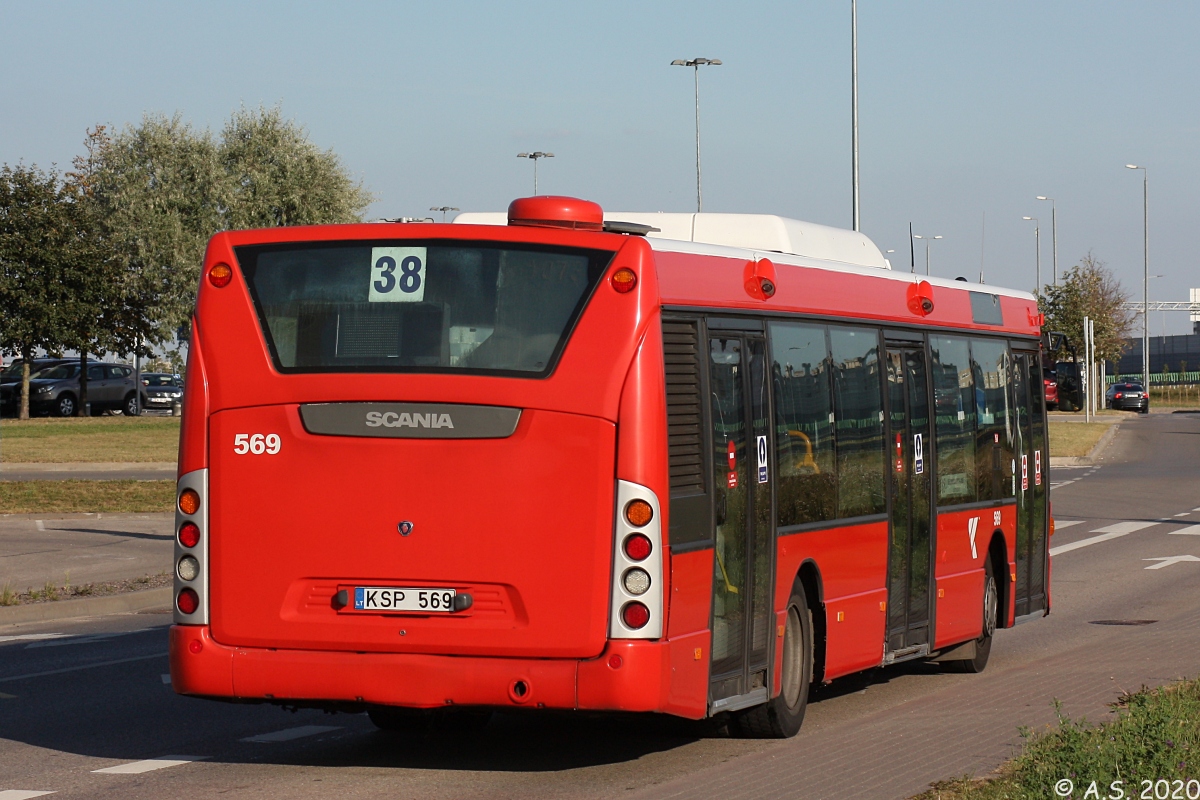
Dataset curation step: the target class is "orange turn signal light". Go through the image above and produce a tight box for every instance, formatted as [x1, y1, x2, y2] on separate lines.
[208, 263, 233, 288]
[625, 499, 653, 527]
[610, 268, 637, 293]
[179, 488, 201, 516]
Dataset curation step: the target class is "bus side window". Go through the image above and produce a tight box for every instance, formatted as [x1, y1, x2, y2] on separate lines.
[970, 338, 1013, 501]
[930, 336, 977, 505]
[830, 326, 886, 518]
[768, 322, 836, 526]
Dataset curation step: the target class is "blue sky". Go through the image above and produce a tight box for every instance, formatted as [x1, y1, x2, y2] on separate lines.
[3, 1, 1197, 333]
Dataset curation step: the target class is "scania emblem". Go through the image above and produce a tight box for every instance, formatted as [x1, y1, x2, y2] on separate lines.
[397, 521, 414, 537]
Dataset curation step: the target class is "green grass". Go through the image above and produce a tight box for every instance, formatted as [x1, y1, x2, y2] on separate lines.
[1048, 422, 1111, 458]
[0, 416, 179, 463]
[0, 479, 176, 513]
[913, 680, 1200, 798]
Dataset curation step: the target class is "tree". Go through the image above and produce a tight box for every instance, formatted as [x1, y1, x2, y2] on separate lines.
[0, 164, 78, 419]
[1038, 253, 1135, 366]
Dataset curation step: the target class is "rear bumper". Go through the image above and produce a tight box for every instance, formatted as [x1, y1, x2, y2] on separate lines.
[169, 625, 709, 718]
[1109, 398, 1148, 411]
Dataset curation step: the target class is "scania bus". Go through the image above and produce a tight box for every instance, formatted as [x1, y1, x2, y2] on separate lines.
[169, 196, 1050, 738]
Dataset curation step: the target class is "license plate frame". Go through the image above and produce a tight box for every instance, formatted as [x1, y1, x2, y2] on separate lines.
[351, 586, 456, 613]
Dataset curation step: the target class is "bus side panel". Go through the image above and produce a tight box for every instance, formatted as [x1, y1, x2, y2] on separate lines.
[933, 506, 1014, 648]
[178, 317, 209, 477]
[777, 521, 888, 682]
[663, 548, 712, 718]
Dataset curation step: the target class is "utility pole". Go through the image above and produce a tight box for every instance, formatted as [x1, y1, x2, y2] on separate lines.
[517, 152, 553, 195]
[851, 0, 860, 231]
[671, 57, 722, 212]
[1126, 165, 1149, 390]
[430, 206, 459, 222]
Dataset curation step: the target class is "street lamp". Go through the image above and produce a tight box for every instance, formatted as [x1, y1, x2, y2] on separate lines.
[1126, 164, 1149, 390]
[1022, 216, 1041, 292]
[430, 206, 459, 222]
[1035, 196, 1057, 284]
[912, 234, 943, 275]
[517, 152, 554, 195]
[671, 57, 722, 212]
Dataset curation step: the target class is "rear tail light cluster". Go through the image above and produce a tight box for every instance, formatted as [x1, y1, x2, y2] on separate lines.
[609, 481, 664, 639]
[174, 469, 209, 624]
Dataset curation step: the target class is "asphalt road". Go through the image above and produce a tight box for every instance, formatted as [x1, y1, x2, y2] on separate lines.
[2, 411, 1198, 800]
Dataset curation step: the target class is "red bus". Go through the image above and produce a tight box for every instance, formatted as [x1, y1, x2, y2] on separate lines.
[170, 196, 1051, 738]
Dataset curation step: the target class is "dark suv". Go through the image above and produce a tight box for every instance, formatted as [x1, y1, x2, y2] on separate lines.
[0, 362, 140, 417]
[0, 358, 74, 386]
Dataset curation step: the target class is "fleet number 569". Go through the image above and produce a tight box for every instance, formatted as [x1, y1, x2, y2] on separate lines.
[233, 433, 281, 455]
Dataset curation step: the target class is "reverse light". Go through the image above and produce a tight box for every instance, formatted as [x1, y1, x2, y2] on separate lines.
[177, 556, 200, 582]
[178, 522, 200, 548]
[622, 602, 650, 629]
[623, 533, 652, 561]
[208, 263, 233, 288]
[177, 588, 199, 614]
[623, 568, 651, 595]
[611, 268, 637, 293]
[625, 499, 653, 527]
[178, 489, 200, 516]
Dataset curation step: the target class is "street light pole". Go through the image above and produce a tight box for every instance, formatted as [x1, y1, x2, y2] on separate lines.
[912, 234, 942, 275]
[671, 57, 722, 212]
[1036, 196, 1057, 283]
[517, 152, 554, 195]
[1126, 165, 1148, 390]
[429, 206, 459, 222]
[1022, 216, 1041, 292]
[851, 0, 860, 231]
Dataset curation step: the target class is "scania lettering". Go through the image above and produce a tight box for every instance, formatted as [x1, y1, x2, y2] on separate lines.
[170, 195, 1051, 737]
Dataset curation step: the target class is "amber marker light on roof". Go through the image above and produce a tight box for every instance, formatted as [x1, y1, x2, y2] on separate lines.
[610, 268, 637, 293]
[208, 263, 233, 288]
[179, 489, 201, 516]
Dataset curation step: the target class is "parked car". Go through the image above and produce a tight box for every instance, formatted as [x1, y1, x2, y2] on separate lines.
[140, 373, 184, 412]
[0, 362, 141, 417]
[1105, 382, 1149, 413]
[1043, 368, 1059, 411]
[0, 357, 74, 386]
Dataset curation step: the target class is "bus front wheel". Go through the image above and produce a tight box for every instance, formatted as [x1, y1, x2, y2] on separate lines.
[946, 561, 997, 674]
[730, 581, 813, 738]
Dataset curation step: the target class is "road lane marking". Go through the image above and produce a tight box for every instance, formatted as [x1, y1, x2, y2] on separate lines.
[240, 725, 342, 743]
[1049, 521, 1159, 556]
[1053, 520, 1084, 530]
[24, 631, 139, 649]
[1175, 512, 1190, 517]
[1169, 530, 1200, 535]
[1144, 555, 1200, 570]
[92, 756, 203, 774]
[0, 634, 68, 644]
[161, 674, 171, 684]
[0, 653, 165, 684]
[0, 791, 56, 799]
[35, 520, 44, 531]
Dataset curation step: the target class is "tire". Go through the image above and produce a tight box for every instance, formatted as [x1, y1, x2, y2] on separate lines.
[730, 580, 812, 738]
[56, 394, 76, 418]
[946, 561, 997, 674]
[123, 393, 141, 416]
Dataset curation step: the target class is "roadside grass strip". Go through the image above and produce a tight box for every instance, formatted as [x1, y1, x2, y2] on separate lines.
[912, 679, 1200, 799]
[1048, 421, 1112, 458]
[0, 479, 174, 514]
[92, 756, 204, 774]
[0, 417, 180, 463]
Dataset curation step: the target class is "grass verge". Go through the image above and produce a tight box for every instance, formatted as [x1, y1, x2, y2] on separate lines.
[1048, 421, 1111, 458]
[0, 479, 175, 514]
[0, 572, 170, 606]
[913, 680, 1200, 798]
[0, 416, 180, 463]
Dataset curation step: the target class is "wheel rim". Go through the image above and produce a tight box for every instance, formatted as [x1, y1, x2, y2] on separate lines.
[60, 398, 74, 416]
[781, 605, 803, 708]
[982, 576, 998, 637]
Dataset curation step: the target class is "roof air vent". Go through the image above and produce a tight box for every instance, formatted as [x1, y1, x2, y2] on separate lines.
[508, 196, 604, 231]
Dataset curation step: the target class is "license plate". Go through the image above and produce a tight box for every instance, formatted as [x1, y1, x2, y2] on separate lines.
[352, 586, 456, 612]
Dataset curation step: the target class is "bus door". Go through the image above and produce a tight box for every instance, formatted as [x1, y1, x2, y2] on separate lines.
[883, 343, 934, 656]
[1011, 350, 1049, 617]
[707, 331, 775, 709]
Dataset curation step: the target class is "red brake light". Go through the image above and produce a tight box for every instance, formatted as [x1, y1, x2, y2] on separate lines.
[178, 522, 200, 549]
[177, 588, 199, 614]
[1115, 392, 1123, 399]
[611, 268, 637, 293]
[208, 263, 233, 288]
[624, 533, 652, 561]
[622, 602, 650, 629]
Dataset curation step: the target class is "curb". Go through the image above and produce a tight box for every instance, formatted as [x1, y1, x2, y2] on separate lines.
[1049, 420, 1122, 467]
[0, 587, 172, 626]
[0, 462, 176, 472]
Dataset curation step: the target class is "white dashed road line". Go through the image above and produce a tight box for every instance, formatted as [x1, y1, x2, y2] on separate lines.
[1169, 529, 1200, 535]
[0, 791, 56, 799]
[1049, 521, 1160, 556]
[1052, 520, 1084, 530]
[0, 635, 67, 644]
[92, 756, 204, 775]
[240, 725, 342, 743]
[160, 673, 171, 684]
[1175, 512, 1190, 517]
[34, 520, 45, 532]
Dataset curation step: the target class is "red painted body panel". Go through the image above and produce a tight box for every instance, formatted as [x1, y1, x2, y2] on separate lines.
[177, 321, 209, 476]
[932, 505, 1015, 647]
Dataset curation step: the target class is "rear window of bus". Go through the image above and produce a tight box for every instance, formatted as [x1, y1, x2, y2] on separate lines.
[235, 241, 614, 377]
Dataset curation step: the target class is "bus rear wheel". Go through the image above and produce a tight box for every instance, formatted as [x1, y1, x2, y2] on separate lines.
[946, 561, 997, 674]
[730, 581, 812, 739]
